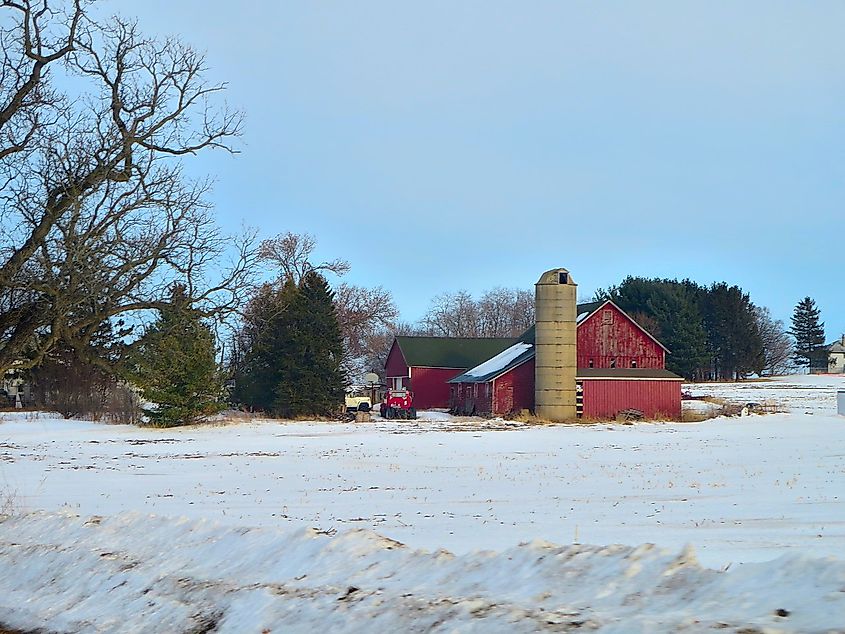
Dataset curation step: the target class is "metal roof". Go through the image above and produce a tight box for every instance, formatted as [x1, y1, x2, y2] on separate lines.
[448, 343, 536, 384]
[576, 368, 683, 380]
[394, 336, 516, 369]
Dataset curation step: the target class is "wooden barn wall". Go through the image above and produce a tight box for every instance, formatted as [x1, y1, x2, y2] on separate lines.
[450, 382, 493, 416]
[493, 359, 535, 415]
[582, 380, 681, 420]
[384, 341, 409, 382]
[577, 305, 665, 369]
[410, 367, 465, 409]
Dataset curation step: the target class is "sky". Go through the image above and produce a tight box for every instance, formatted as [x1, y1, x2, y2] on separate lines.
[108, 1, 845, 337]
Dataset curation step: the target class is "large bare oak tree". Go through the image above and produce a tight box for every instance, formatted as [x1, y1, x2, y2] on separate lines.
[0, 1, 255, 372]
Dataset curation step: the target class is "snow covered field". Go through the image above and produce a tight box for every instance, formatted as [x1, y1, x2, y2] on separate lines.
[1, 374, 844, 631]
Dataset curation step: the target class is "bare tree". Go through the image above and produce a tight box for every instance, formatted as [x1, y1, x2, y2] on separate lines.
[754, 305, 794, 376]
[478, 287, 534, 337]
[334, 282, 397, 378]
[0, 2, 255, 372]
[258, 232, 350, 284]
[422, 287, 533, 338]
[360, 321, 420, 380]
[422, 290, 480, 337]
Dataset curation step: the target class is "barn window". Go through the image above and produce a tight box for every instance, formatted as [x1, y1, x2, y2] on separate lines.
[588, 359, 594, 368]
[559, 272, 568, 284]
[631, 360, 638, 368]
[610, 358, 616, 368]
[602, 310, 613, 325]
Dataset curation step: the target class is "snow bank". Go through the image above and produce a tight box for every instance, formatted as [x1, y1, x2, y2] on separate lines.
[1, 511, 843, 633]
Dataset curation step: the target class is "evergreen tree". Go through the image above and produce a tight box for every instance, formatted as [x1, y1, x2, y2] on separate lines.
[602, 277, 709, 379]
[698, 283, 764, 380]
[235, 272, 346, 418]
[128, 285, 223, 427]
[273, 272, 346, 417]
[789, 297, 826, 370]
[234, 280, 298, 412]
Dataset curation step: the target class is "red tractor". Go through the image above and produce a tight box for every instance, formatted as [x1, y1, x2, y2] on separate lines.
[380, 388, 417, 420]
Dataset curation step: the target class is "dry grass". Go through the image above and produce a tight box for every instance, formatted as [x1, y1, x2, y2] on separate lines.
[0, 487, 17, 520]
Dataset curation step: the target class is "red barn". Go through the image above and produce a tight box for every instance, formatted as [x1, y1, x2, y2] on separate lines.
[448, 300, 682, 419]
[385, 336, 514, 409]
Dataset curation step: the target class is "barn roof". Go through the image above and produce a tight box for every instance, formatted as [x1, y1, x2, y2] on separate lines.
[577, 368, 683, 380]
[517, 300, 669, 352]
[448, 342, 535, 384]
[516, 302, 602, 344]
[394, 336, 516, 369]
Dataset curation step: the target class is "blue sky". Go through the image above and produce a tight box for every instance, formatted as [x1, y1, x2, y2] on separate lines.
[109, 2, 844, 337]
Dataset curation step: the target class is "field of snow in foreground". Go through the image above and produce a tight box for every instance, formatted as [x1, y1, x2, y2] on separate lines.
[3, 404, 845, 567]
[0, 374, 843, 630]
[1, 511, 843, 633]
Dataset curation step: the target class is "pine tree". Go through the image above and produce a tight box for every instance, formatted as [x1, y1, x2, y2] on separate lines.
[128, 285, 223, 427]
[789, 297, 826, 370]
[234, 279, 298, 412]
[605, 277, 709, 380]
[235, 272, 346, 418]
[273, 271, 346, 417]
[698, 283, 764, 380]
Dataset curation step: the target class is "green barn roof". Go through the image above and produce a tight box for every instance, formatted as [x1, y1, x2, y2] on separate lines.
[394, 336, 516, 369]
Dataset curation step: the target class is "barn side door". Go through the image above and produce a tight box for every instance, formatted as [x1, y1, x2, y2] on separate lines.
[503, 386, 514, 413]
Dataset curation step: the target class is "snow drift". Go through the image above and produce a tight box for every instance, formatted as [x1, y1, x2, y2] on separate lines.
[1, 511, 843, 633]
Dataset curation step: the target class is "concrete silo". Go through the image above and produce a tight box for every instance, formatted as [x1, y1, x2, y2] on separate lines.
[534, 268, 577, 422]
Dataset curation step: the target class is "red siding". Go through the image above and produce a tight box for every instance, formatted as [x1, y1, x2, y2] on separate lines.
[384, 341, 409, 383]
[582, 379, 681, 420]
[493, 358, 535, 416]
[577, 304, 665, 369]
[450, 382, 493, 415]
[410, 367, 466, 409]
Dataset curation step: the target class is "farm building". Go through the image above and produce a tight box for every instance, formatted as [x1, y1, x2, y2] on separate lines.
[384, 336, 514, 409]
[827, 336, 845, 374]
[386, 269, 682, 421]
[448, 299, 682, 420]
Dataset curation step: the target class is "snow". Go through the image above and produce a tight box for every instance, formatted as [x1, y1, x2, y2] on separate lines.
[1, 511, 843, 632]
[685, 373, 845, 415]
[463, 342, 532, 378]
[2, 375, 845, 630]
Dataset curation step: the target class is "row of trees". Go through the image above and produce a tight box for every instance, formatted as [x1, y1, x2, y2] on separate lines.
[596, 277, 829, 380]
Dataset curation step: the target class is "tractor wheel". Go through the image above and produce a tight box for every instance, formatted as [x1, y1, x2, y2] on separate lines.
[409, 407, 417, 420]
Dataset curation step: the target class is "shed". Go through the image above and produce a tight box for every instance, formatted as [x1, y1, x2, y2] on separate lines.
[385, 336, 515, 409]
[448, 342, 535, 416]
[828, 337, 845, 374]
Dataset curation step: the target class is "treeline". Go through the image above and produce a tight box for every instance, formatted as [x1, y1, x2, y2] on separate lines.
[596, 277, 800, 380]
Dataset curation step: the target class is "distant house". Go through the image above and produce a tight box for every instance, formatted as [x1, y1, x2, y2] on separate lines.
[448, 300, 682, 419]
[828, 336, 845, 374]
[384, 336, 515, 409]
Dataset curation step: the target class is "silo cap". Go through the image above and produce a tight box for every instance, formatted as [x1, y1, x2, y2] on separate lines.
[536, 268, 576, 286]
